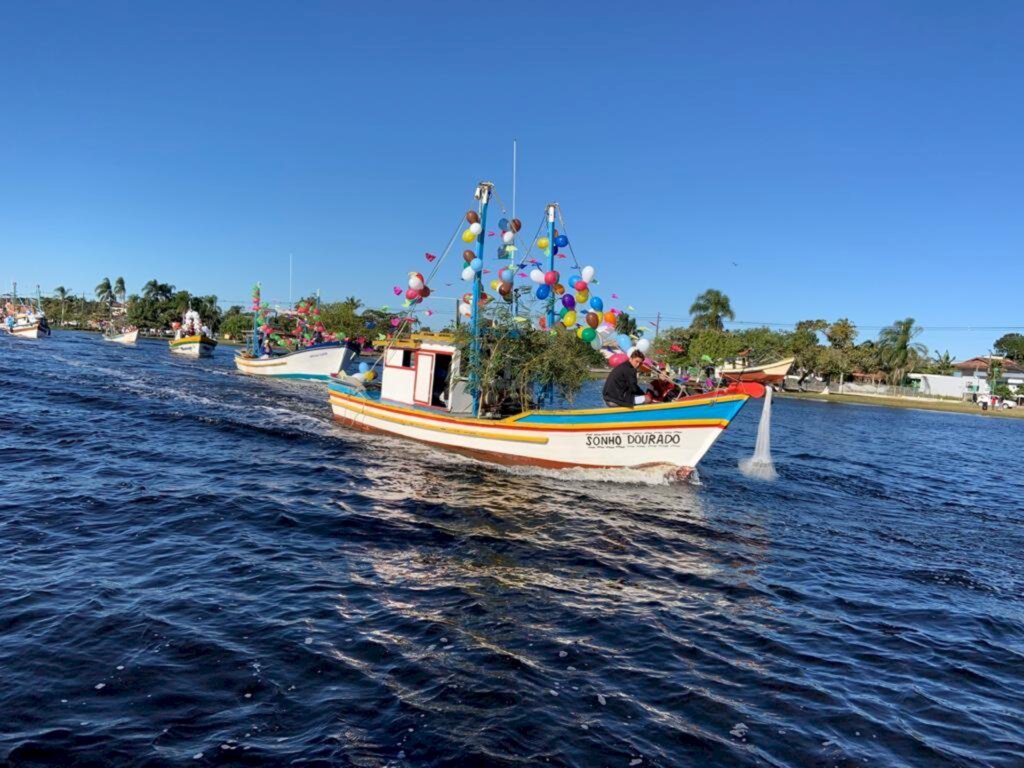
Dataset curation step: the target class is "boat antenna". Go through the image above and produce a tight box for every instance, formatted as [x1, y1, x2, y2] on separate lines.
[470, 181, 494, 418]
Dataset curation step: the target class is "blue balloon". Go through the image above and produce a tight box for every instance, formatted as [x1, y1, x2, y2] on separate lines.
[470, 258, 483, 272]
[568, 274, 581, 288]
[618, 334, 633, 351]
[555, 234, 568, 247]
[498, 218, 509, 231]
[358, 362, 369, 373]
[589, 296, 604, 312]
[536, 284, 551, 300]
[552, 245, 559, 255]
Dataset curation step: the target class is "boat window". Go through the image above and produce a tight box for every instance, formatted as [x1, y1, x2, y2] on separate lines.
[402, 350, 415, 368]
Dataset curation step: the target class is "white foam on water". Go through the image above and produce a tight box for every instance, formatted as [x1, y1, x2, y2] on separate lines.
[739, 387, 778, 481]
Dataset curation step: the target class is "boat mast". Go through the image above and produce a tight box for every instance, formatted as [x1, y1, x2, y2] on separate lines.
[545, 203, 556, 330]
[470, 181, 494, 418]
[252, 282, 261, 356]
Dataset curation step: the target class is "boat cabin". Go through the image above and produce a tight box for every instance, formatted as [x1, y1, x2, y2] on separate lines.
[378, 334, 475, 414]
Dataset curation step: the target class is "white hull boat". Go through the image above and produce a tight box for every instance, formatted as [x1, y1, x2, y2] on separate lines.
[104, 329, 139, 345]
[235, 343, 356, 380]
[169, 334, 217, 358]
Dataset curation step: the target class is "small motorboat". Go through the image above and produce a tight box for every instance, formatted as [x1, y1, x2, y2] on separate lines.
[720, 356, 794, 385]
[169, 309, 217, 358]
[103, 327, 139, 345]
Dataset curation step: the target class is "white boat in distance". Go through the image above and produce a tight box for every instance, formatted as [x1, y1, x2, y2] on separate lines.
[104, 328, 139, 345]
[235, 342, 357, 381]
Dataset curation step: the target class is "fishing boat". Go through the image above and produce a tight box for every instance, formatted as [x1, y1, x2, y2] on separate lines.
[234, 284, 357, 380]
[103, 327, 139, 345]
[327, 182, 764, 478]
[720, 356, 794, 385]
[169, 309, 217, 357]
[3, 302, 49, 339]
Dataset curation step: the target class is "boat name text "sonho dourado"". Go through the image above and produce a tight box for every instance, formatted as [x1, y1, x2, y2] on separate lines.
[585, 432, 683, 448]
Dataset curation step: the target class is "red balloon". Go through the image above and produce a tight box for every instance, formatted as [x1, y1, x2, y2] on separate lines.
[419, 285, 431, 298]
[574, 280, 587, 292]
[608, 352, 628, 367]
[509, 218, 522, 233]
[466, 210, 480, 224]
[498, 282, 512, 296]
[544, 270, 559, 286]
[405, 288, 420, 301]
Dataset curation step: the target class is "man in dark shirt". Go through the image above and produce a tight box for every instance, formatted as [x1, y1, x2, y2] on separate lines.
[603, 350, 652, 408]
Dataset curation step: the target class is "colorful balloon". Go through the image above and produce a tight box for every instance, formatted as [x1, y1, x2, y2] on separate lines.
[358, 362, 369, 373]
[537, 237, 550, 250]
[469, 222, 482, 235]
[586, 312, 600, 328]
[420, 285, 430, 298]
[536, 284, 551, 300]
[490, 279, 501, 290]
[636, 338, 651, 354]
[498, 217, 509, 230]
[562, 310, 577, 327]
[589, 296, 604, 312]
[463, 249, 475, 262]
[502, 231, 514, 245]
[466, 210, 480, 224]
[574, 280, 587, 292]
[470, 258, 483, 272]
[554, 283, 565, 296]
[500, 268, 515, 283]
[575, 290, 589, 304]
[364, 370, 376, 382]
[408, 274, 424, 290]
[510, 218, 522, 232]
[581, 265, 596, 282]
[604, 311, 616, 324]
[608, 352, 628, 367]
[498, 282, 512, 297]
[530, 268, 545, 284]
[555, 234, 569, 247]
[562, 295, 576, 310]
[462, 266, 475, 281]
[462, 229, 475, 243]
[405, 288, 420, 301]
[581, 327, 596, 343]
[617, 334, 633, 351]
[544, 270, 559, 286]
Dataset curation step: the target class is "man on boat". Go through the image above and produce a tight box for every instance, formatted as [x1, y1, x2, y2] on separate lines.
[603, 349, 653, 408]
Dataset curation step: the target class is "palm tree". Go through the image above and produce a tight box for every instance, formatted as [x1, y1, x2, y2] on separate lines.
[689, 289, 734, 331]
[826, 318, 857, 349]
[95, 277, 114, 306]
[142, 279, 174, 301]
[878, 317, 928, 389]
[930, 350, 955, 375]
[341, 295, 363, 313]
[54, 286, 69, 326]
[113, 276, 126, 305]
[615, 312, 638, 337]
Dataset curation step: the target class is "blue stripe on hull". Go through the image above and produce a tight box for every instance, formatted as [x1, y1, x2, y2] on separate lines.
[514, 399, 746, 426]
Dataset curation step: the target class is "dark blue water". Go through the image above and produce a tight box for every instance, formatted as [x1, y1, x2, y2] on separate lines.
[2, 332, 1022, 767]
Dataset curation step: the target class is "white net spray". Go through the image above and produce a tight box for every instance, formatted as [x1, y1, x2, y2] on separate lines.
[739, 386, 778, 481]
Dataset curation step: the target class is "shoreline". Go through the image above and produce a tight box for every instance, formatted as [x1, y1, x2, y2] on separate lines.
[777, 390, 1024, 419]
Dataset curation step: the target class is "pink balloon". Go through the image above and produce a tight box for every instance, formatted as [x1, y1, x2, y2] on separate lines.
[608, 353, 628, 367]
[574, 280, 587, 292]
[405, 288, 420, 301]
[544, 270, 560, 286]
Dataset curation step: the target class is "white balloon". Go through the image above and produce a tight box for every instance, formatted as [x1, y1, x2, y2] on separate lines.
[459, 301, 472, 316]
[590, 337, 602, 350]
[502, 230, 514, 245]
[596, 323, 613, 338]
[469, 222, 482, 235]
[408, 276, 424, 291]
[462, 266, 475, 281]
[581, 265, 595, 283]
[636, 338, 651, 354]
[529, 268, 545, 284]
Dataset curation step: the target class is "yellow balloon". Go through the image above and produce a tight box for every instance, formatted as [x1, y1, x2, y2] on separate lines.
[537, 237, 550, 249]
[364, 370, 376, 381]
[490, 279, 500, 290]
[576, 290, 589, 304]
[462, 229, 475, 243]
[562, 310, 577, 328]
[576, 326, 585, 339]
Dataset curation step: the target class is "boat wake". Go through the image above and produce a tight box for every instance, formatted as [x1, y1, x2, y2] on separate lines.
[503, 463, 701, 486]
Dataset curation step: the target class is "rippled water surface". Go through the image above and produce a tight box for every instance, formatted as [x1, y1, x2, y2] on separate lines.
[2, 332, 1022, 767]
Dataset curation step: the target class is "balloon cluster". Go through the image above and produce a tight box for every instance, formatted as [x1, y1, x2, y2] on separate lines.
[460, 210, 487, 282]
[356, 361, 377, 383]
[405, 272, 431, 304]
[458, 291, 490, 320]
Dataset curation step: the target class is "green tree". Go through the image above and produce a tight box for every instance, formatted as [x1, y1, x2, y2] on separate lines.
[113, 276, 126, 304]
[53, 286, 70, 326]
[142, 280, 174, 301]
[791, 319, 827, 383]
[689, 289, 734, 331]
[878, 317, 928, 387]
[826, 318, 857, 350]
[95, 277, 114, 306]
[926, 350, 955, 375]
[614, 312, 638, 337]
[993, 333, 1024, 361]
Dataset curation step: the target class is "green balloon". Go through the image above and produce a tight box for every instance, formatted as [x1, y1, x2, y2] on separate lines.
[581, 327, 596, 343]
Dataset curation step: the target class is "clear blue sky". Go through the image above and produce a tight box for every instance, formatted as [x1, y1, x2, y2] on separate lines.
[2, 1, 1022, 358]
